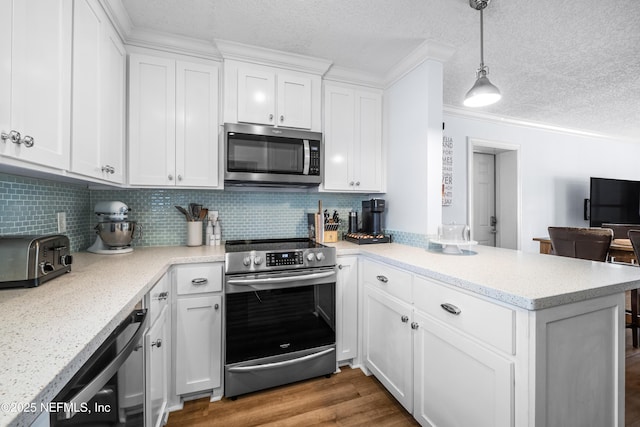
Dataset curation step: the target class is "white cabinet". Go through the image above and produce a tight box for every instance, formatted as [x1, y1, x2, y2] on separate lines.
[224, 60, 321, 131]
[323, 82, 383, 192]
[0, 0, 72, 170]
[71, 0, 125, 183]
[173, 263, 223, 396]
[336, 256, 358, 363]
[363, 284, 414, 411]
[146, 306, 169, 427]
[128, 53, 220, 187]
[413, 310, 514, 427]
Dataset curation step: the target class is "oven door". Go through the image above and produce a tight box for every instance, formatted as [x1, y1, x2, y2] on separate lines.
[225, 267, 336, 397]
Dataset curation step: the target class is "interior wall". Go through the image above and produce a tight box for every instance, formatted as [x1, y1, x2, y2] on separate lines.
[441, 113, 640, 253]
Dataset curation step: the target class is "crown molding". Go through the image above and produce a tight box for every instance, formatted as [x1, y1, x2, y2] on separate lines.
[384, 39, 456, 88]
[323, 65, 385, 88]
[443, 105, 638, 143]
[126, 28, 221, 60]
[98, 0, 133, 41]
[215, 39, 332, 75]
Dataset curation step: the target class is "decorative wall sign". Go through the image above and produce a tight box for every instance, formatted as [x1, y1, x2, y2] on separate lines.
[442, 136, 453, 206]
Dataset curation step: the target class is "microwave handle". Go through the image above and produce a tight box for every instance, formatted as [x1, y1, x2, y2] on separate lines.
[303, 139, 310, 175]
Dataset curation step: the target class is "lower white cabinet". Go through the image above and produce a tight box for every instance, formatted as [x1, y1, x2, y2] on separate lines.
[175, 295, 222, 395]
[173, 263, 223, 398]
[363, 284, 413, 411]
[413, 310, 514, 427]
[336, 256, 358, 363]
[146, 305, 169, 427]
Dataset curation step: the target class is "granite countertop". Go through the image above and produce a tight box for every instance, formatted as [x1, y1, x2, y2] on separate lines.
[3, 241, 640, 426]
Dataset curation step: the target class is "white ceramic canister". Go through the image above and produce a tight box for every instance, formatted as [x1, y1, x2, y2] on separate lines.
[187, 221, 203, 246]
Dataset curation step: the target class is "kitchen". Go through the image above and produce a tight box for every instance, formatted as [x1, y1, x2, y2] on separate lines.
[2, 1, 640, 427]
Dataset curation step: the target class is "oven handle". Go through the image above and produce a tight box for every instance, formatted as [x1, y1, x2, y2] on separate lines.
[226, 270, 336, 286]
[227, 347, 335, 373]
[57, 309, 149, 421]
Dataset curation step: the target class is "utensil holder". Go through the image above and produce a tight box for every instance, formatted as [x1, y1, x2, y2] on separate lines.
[187, 221, 203, 247]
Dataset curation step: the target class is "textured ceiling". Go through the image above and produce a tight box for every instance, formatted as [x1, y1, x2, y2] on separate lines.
[120, 0, 640, 140]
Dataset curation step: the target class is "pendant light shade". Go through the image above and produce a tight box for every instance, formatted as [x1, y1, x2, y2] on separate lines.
[464, 0, 501, 108]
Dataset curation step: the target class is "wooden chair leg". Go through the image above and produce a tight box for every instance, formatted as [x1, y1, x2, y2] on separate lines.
[632, 289, 639, 348]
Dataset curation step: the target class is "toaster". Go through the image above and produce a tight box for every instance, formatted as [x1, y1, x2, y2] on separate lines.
[0, 234, 72, 288]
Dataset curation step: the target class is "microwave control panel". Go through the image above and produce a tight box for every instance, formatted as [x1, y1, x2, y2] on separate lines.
[309, 141, 321, 175]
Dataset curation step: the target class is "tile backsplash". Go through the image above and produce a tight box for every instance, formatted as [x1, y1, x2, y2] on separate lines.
[0, 172, 374, 251]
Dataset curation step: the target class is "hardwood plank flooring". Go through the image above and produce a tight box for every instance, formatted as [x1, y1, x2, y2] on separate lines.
[167, 329, 640, 426]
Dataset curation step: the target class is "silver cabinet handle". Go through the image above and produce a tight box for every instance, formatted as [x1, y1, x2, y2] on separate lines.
[280, 115, 284, 123]
[401, 315, 409, 323]
[440, 303, 462, 315]
[151, 339, 162, 348]
[411, 322, 419, 330]
[376, 275, 388, 283]
[21, 135, 34, 147]
[101, 165, 115, 174]
[338, 264, 343, 270]
[269, 113, 274, 121]
[168, 174, 174, 181]
[177, 174, 183, 181]
[156, 291, 169, 301]
[349, 181, 355, 186]
[191, 277, 208, 285]
[214, 303, 220, 310]
[1, 130, 21, 143]
[355, 181, 360, 186]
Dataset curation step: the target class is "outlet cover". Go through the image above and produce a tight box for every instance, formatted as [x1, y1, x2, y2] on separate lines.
[57, 212, 66, 233]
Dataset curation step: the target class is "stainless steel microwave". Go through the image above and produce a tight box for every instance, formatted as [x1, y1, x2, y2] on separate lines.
[224, 123, 322, 187]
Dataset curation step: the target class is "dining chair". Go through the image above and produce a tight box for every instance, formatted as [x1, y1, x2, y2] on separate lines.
[602, 223, 640, 240]
[547, 226, 613, 262]
[626, 230, 640, 348]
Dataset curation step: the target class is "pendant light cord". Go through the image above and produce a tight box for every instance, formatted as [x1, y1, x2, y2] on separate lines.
[479, 8, 485, 69]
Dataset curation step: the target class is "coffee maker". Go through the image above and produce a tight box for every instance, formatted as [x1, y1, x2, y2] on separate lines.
[362, 199, 386, 235]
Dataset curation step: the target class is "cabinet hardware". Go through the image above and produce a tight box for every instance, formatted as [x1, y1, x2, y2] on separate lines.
[191, 278, 208, 285]
[1, 130, 21, 144]
[101, 165, 115, 174]
[338, 264, 343, 270]
[376, 275, 389, 283]
[440, 303, 462, 315]
[401, 315, 409, 323]
[156, 291, 169, 301]
[151, 339, 162, 348]
[21, 135, 35, 147]
[214, 303, 219, 310]
[355, 181, 360, 186]
[280, 115, 284, 123]
[349, 181, 354, 186]
[168, 174, 174, 181]
[177, 175, 183, 181]
[269, 113, 274, 121]
[411, 322, 419, 330]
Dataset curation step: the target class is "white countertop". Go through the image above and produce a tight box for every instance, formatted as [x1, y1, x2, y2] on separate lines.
[2, 241, 640, 426]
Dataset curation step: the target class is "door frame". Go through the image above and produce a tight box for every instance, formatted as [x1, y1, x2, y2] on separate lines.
[467, 138, 522, 250]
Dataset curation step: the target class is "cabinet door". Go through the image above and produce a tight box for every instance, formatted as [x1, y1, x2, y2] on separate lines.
[354, 91, 383, 192]
[8, 0, 71, 169]
[413, 310, 514, 427]
[129, 54, 176, 185]
[175, 61, 220, 187]
[237, 67, 275, 125]
[175, 295, 222, 395]
[363, 284, 413, 412]
[277, 73, 312, 129]
[336, 256, 358, 362]
[323, 84, 355, 191]
[0, 0, 11, 152]
[71, 0, 124, 183]
[146, 307, 169, 427]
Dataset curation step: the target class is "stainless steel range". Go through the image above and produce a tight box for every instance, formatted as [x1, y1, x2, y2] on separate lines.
[224, 238, 337, 398]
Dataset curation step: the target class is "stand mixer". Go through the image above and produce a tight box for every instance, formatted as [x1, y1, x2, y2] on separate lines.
[88, 201, 141, 254]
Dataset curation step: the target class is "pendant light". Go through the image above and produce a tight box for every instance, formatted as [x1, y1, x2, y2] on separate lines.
[464, 0, 501, 107]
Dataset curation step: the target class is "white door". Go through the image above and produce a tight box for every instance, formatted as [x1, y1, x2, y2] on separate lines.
[175, 295, 222, 395]
[323, 84, 354, 191]
[473, 152, 496, 247]
[336, 256, 358, 362]
[277, 73, 311, 129]
[363, 285, 413, 412]
[146, 306, 168, 427]
[413, 310, 514, 427]
[237, 67, 275, 125]
[354, 90, 382, 192]
[0, 0, 13, 154]
[175, 61, 219, 187]
[128, 54, 176, 185]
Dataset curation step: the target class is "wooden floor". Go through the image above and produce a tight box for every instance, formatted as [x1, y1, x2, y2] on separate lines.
[166, 330, 640, 426]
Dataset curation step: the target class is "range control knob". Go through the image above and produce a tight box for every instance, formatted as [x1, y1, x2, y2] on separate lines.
[316, 252, 325, 261]
[242, 256, 252, 267]
[306, 252, 316, 262]
[253, 256, 263, 265]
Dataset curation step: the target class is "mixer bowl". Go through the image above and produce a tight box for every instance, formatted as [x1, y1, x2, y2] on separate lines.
[95, 221, 141, 248]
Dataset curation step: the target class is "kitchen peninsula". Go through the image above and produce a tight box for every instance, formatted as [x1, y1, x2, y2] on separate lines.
[1, 242, 639, 427]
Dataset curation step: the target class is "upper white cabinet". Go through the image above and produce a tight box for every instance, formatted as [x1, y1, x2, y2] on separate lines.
[323, 82, 384, 193]
[223, 58, 323, 132]
[71, 0, 125, 183]
[128, 52, 221, 187]
[0, 0, 72, 170]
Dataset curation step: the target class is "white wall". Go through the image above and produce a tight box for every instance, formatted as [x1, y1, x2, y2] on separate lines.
[385, 59, 443, 236]
[442, 112, 640, 253]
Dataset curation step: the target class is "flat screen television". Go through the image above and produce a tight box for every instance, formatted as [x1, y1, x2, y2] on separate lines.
[589, 177, 640, 227]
